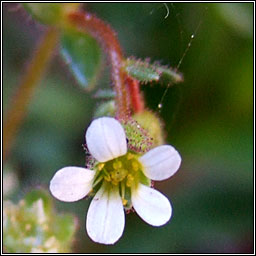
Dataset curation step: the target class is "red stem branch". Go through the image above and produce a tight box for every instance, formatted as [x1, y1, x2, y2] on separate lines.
[125, 76, 144, 113]
[68, 11, 130, 120]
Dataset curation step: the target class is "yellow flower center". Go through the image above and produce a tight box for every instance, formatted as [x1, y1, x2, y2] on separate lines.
[92, 152, 150, 209]
[98, 153, 142, 186]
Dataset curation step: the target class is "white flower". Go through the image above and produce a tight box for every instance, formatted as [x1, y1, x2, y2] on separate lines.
[49, 117, 181, 245]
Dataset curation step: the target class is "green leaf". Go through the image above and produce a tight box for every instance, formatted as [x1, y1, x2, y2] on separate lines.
[60, 29, 102, 91]
[123, 58, 183, 84]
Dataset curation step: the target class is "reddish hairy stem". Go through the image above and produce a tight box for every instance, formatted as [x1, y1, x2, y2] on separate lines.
[68, 11, 129, 120]
[125, 76, 144, 113]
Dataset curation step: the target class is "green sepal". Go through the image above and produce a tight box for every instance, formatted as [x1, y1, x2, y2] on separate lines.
[94, 89, 116, 99]
[94, 100, 116, 118]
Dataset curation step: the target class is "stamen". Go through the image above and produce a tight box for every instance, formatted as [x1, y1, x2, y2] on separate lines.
[93, 152, 142, 191]
[122, 198, 128, 206]
[126, 174, 134, 187]
[126, 153, 134, 160]
[132, 161, 139, 171]
[121, 181, 125, 199]
[93, 175, 103, 187]
[103, 169, 111, 181]
[97, 163, 105, 171]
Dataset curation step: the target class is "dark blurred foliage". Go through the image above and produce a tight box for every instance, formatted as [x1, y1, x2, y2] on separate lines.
[3, 3, 253, 253]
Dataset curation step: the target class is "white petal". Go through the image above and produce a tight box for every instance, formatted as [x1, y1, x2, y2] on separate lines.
[131, 184, 172, 226]
[86, 117, 127, 162]
[86, 184, 125, 244]
[139, 145, 181, 181]
[49, 167, 94, 202]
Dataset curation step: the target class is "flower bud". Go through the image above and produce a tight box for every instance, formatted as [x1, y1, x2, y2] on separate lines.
[133, 110, 165, 147]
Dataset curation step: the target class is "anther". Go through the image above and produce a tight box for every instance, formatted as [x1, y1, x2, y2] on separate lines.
[126, 153, 134, 160]
[122, 198, 128, 206]
[132, 161, 139, 171]
[98, 163, 105, 171]
[126, 174, 134, 187]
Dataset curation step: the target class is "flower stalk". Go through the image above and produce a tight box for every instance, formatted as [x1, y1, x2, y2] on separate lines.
[3, 27, 58, 162]
[125, 75, 144, 113]
[68, 11, 133, 120]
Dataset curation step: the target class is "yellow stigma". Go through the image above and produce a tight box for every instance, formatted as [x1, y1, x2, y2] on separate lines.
[110, 168, 128, 183]
[113, 161, 122, 169]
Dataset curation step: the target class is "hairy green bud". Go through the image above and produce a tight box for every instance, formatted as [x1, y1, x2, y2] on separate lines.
[133, 110, 165, 147]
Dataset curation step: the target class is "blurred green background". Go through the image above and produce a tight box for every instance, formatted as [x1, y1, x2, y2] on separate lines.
[3, 3, 253, 253]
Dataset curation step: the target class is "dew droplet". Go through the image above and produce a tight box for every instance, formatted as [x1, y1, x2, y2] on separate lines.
[158, 103, 162, 109]
[191, 34, 195, 39]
